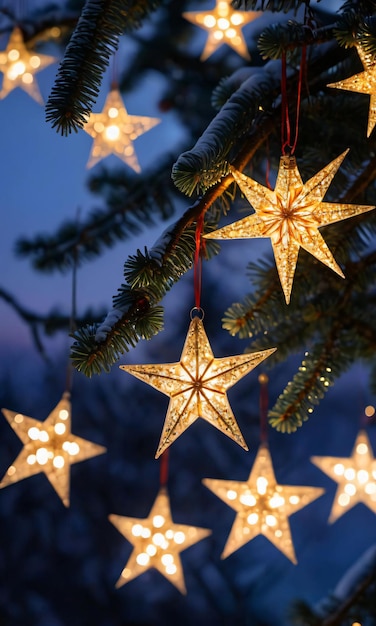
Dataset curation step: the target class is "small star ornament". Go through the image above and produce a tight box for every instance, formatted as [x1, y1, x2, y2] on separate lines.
[109, 487, 211, 593]
[328, 45, 376, 137]
[0, 392, 106, 506]
[183, 0, 261, 61]
[311, 430, 376, 523]
[0, 27, 56, 103]
[204, 443, 324, 563]
[121, 314, 275, 457]
[84, 88, 161, 170]
[205, 151, 374, 303]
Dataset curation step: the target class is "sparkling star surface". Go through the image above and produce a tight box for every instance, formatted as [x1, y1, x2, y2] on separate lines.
[0, 27, 56, 103]
[84, 88, 161, 170]
[204, 443, 324, 563]
[205, 152, 374, 303]
[121, 316, 275, 457]
[0, 392, 106, 506]
[109, 487, 211, 593]
[311, 430, 376, 523]
[183, 0, 261, 61]
[328, 45, 376, 137]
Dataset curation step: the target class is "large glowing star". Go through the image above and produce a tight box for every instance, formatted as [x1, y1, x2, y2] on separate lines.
[183, 0, 261, 61]
[0, 27, 56, 103]
[204, 443, 324, 563]
[0, 393, 106, 506]
[205, 151, 374, 304]
[328, 45, 376, 137]
[311, 430, 376, 523]
[84, 88, 161, 170]
[109, 487, 211, 593]
[121, 315, 275, 458]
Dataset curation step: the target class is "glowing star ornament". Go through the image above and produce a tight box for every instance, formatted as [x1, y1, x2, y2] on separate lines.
[183, 0, 261, 61]
[204, 443, 324, 563]
[121, 315, 276, 457]
[311, 430, 376, 523]
[0, 27, 56, 103]
[0, 392, 106, 506]
[328, 45, 376, 137]
[84, 88, 161, 170]
[205, 151, 375, 303]
[109, 487, 211, 593]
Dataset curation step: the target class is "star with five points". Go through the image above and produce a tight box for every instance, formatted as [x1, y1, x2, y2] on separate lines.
[109, 487, 211, 593]
[84, 88, 161, 170]
[204, 443, 324, 563]
[0, 27, 56, 103]
[205, 151, 375, 303]
[183, 0, 262, 61]
[121, 315, 276, 457]
[311, 430, 376, 523]
[328, 45, 376, 137]
[0, 392, 106, 506]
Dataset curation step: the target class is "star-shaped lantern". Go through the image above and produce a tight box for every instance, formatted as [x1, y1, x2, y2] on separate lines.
[328, 45, 376, 137]
[183, 0, 261, 61]
[204, 443, 324, 563]
[0, 392, 106, 506]
[121, 315, 275, 458]
[84, 88, 161, 170]
[205, 151, 374, 303]
[311, 430, 376, 523]
[109, 487, 211, 593]
[0, 27, 56, 103]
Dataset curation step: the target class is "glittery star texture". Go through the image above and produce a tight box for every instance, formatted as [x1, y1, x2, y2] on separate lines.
[183, 0, 261, 61]
[84, 88, 161, 170]
[109, 487, 211, 593]
[311, 430, 376, 523]
[204, 443, 324, 563]
[121, 316, 276, 457]
[328, 45, 376, 137]
[0, 392, 106, 506]
[205, 151, 374, 303]
[0, 27, 56, 103]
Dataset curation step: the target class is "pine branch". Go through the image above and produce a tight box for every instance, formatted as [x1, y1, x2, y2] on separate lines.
[45, 0, 164, 135]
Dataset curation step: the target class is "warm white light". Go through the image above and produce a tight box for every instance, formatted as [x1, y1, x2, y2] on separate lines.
[132, 524, 143, 537]
[161, 554, 174, 566]
[141, 527, 151, 539]
[146, 544, 157, 556]
[247, 513, 259, 525]
[55, 423, 66, 435]
[217, 18, 230, 30]
[108, 107, 118, 118]
[256, 476, 268, 495]
[269, 494, 285, 508]
[338, 493, 350, 507]
[36, 447, 49, 465]
[357, 469, 369, 484]
[39, 430, 49, 442]
[153, 532, 167, 547]
[203, 15, 216, 28]
[344, 483, 356, 496]
[227, 489, 237, 500]
[27, 454, 36, 465]
[153, 515, 165, 528]
[59, 409, 69, 420]
[8, 49, 20, 61]
[53, 455, 65, 469]
[231, 14, 244, 25]
[265, 514, 277, 527]
[289, 495, 300, 504]
[28, 427, 39, 440]
[8, 61, 25, 79]
[105, 125, 120, 141]
[136, 553, 150, 566]
[240, 493, 256, 506]
[14, 414, 24, 424]
[344, 468, 355, 480]
[356, 442, 368, 454]
[365, 405, 375, 417]
[174, 531, 185, 544]
[165, 563, 177, 575]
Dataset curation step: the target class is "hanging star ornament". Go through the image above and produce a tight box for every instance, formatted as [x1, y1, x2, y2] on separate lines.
[121, 315, 276, 458]
[0, 27, 56, 103]
[84, 88, 161, 170]
[328, 45, 376, 137]
[109, 487, 211, 593]
[204, 443, 324, 563]
[183, 0, 262, 61]
[205, 151, 375, 303]
[311, 430, 376, 523]
[0, 392, 106, 506]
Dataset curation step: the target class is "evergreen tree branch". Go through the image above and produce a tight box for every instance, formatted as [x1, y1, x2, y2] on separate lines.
[45, 0, 164, 135]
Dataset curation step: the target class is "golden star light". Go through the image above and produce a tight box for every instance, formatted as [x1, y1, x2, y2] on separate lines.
[183, 0, 262, 61]
[84, 88, 161, 170]
[0, 27, 56, 103]
[328, 45, 376, 137]
[311, 430, 376, 523]
[205, 151, 374, 303]
[203, 443, 324, 563]
[109, 487, 211, 593]
[121, 315, 275, 458]
[0, 392, 106, 506]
